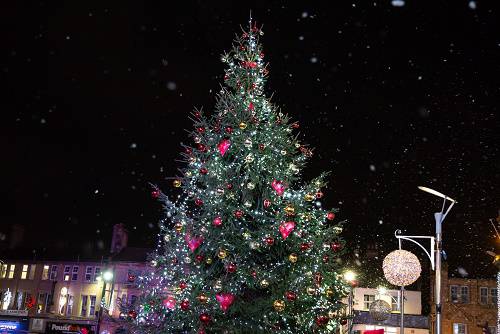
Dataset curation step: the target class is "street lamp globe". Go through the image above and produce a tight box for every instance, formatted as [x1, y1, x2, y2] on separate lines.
[103, 270, 114, 282]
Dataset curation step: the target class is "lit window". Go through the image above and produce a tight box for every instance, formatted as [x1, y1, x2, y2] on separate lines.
[8, 265, 16, 279]
[363, 294, 375, 310]
[64, 266, 71, 281]
[81, 295, 88, 316]
[42, 265, 50, 280]
[50, 265, 57, 280]
[89, 295, 96, 317]
[453, 323, 467, 334]
[480, 287, 488, 304]
[94, 267, 101, 282]
[85, 267, 93, 282]
[29, 265, 36, 280]
[0, 264, 7, 278]
[71, 266, 79, 281]
[66, 295, 74, 315]
[21, 265, 29, 279]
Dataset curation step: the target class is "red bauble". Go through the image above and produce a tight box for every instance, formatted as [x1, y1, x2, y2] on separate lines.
[291, 122, 299, 129]
[314, 272, 323, 285]
[151, 190, 160, 199]
[259, 143, 266, 151]
[199, 167, 208, 175]
[251, 270, 257, 278]
[226, 263, 237, 273]
[128, 310, 137, 319]
[330, 242, 342, 252]
[327, 212, 336, 221]
[197, 127, 205, 133]
[226, 183, 233, 190]
[322, 255, 329, 263]
[285, 291, 297, 301]
[316, 191, 324, 198]
[197, 143, 207, 152]
[225, 126, 233, 134]
[260, 52, 265, 59]
[224, 74, 229, 81]
[340, 319, 348, 325]
[195, 198, 203, 206]
[265, 237, 274, 246]
[213, 216, 222, 227]
[194, 111, 201, 118]
[179, 281, 187, 290]
[195, 254, 204, 263]
[300, 243, 311, 251]
[234, 210, 243, 218]
[185, 147, 193, 154]
[263, 199, 271, 208]
[248, 102, 254, 111]
[315, 316, 329, 327]
[239, 45, 245, 51]
[199, 313, 211, 324]
[180, 300, 190, 310]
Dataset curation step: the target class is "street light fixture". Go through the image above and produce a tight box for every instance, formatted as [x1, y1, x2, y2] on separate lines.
[343, 270, 357, 333]
[103, 270, 114, 282]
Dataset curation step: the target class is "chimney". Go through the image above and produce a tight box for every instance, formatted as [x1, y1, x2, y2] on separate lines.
[110, 224, 128, 254]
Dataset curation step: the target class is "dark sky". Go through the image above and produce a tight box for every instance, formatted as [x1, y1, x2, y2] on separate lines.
[6, 1, 500, 276]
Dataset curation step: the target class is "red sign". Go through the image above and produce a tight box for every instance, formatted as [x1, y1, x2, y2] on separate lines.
[365, 330, 384, 334]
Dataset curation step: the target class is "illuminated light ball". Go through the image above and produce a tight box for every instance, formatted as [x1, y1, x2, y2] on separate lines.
[285, 291, 297, 301]
[260, 279, 269, 288]
[323, 255, 329, 263]
[174, 222, 183, 233]
[382, 249, 422, 286]
[288, 253, 298, 263]
[333, 226, 343, 234]
[205, 257, 213, 264]
[331, 242, 342, 252]
[194, 111, 201, 118]
[164, 234, 171, 242]
[183, 256, 192, 264]
[316, 191, 324, 198]
[226, 263, 237, 273]
[239, 122, 247, 130]
[325, 288, 334, 298]
[263, 199, 271, 208]
[197, 143, 206, 152]
[300, 243, 311, 251]
[244, 201, 252, 208]
[247, 182, 255, 190]
[315, 316, 329, 327]
[265, 237, 274, 246]
[306, 287, 317, 295]
[244, 138, 253, 148]
[245, 153, 254, 163]
[284, 205, 295, 215]
[280, 150, 287, 155]
[151, 190, 160, 199]
[173, 179, 181, 188]
[259, 143, 266, 151]
[185, 171, 192, 177]
[225, 126, 233, 134]
[196, 127, 205, 133]
[251, 270, 257, 278]
[327, 212, 336, 220]
[179, 282, 187, 290]
[180, 300, 190, 311]
[199, 167, 208, 175]
[199, 313, 211, 325]
[273, 300, 285, 312]
[216, 187, 224, 195]
[234, 210, 244, 218]
[226, 183, 233, 190]
[213, 280, 222, 291]
[197, 294, 208, 304]
[193, 136, 201, 143]
[304, 193, 315, 201]
[163, 296, 176, 309]
[322, 243, 331, 251]
[213, 216, 222, 227]
[194, 198, 203, 206]
[249, 241, 260, 250]
[369, 299, 391, 321]
[217, 249, 228, 259]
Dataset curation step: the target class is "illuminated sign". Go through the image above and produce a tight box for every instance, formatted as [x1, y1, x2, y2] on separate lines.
[46, 322, 95, 334]
[0, 321, 19, 330]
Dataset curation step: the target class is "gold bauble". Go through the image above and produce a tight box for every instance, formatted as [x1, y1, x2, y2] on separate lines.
[273, 300, 285, 312]
[306, 287, 316, 295]
[239, 122, 247, 130]
[197, 294, 208, 304]
[174, 222, 183, 233]
[185, 171, 192, 177]
[328, 310, 337, 319]
[304, 193, 315, 201]
[284, 205, 295, 215]
[288, 253, 298, 263]
[214, 280, 223, 291]
[249, 241, 260, 249]
[260, 279, 269, 288]
[325, 289, 334, 298]
[217, 249, 228, 259]
[205, 257, 213, 264]
[173, 179, 182, 188]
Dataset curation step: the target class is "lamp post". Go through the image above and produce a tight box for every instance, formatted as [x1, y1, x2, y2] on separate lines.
[343, 270, 357, 333]
[96, 270, 114, 334]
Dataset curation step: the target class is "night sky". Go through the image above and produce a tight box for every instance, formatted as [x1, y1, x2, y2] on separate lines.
[6, 2, 500, 277]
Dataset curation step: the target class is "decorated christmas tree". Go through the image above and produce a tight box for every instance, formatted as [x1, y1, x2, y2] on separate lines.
[134, 20, 350, 333]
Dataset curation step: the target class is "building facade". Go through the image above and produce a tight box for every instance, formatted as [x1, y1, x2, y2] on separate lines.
[430, 266, 497, 334]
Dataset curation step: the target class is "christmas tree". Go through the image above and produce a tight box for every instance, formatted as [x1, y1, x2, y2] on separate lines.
[135, 19, 350, 333]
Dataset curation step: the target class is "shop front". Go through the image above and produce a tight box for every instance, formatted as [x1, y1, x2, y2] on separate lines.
[0, 310, 29, 334]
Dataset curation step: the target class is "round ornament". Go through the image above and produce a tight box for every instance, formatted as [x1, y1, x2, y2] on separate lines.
[304, 193, 315, 201]
[265, 236, 274, 246]
[197, 294, 208, 304]
[213, 280, 223, 291]
[234, 210, 244, 218]
[285, 291, 297, 301]
[226, 263, 237, 273]
[217, 249, 228, 259]
[247, 182, 255, 190]
[369, 299, 391, 321]
[244, 138, 253, 148]
[260, 279, 269, 288]
[244, 200, 252, 208]
[205, 257, 213, 264]
[263, 199, 271, 208]
[325, 288, 334, 298]
[199, 313, 211, 325]
[306, 287, 316, 295]
[213, 216, 222, 227]
[249, 241, 260, 249]
[331, 242, 342, 252]
[173, 179, 182, 188]
[180, 300, 190, 311]
[151, 190, 160, 199]
[284, 205, 295, 215]
[179, 282, 187, 290]
[327, 212, 336, 220]
[245, 153, 254, 163]
[382, 249, 422, 286]
[288, 253, 298, 263]
[239, 122, 247, 130]
[273, 300, 285, 312]
[174, 222, 183, 233]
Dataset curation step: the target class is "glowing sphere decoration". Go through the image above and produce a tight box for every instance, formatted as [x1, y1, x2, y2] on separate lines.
[382, 249, 422, 286]
[369, 299, 391, 321]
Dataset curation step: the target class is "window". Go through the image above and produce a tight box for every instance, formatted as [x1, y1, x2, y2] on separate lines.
[453, 323, 467, 334]
[45, 294, 52, 312]
[450, 285, 459, 303]
[85, 267, 93, 282]
[89, 295, 96, 317]
[8, 265, 15, 279]
[42, 265, 50, 280]
[29, 265, 36, 280]
[391, 295, 399, 312]
[363, 294, 375, 310]
[460, 286, 469, 303]
[15, 291, 24, 310]
[490, 288, 498, 304]
[71, 266, 79, 281]
[50, 265, 57, 280]
[21, 265, 29, 279]
[66, 295, 73, 315]
[81, 295, 88, 316]
[64, 266, 71, 281]
[94, 267, 101, 282]
[37, 292, 47, 313]
[0, 264, 7, 278]
[480, 287, 488, 304]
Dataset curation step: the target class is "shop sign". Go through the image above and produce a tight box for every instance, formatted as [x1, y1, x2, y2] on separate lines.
[46, 322, 96, 334]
